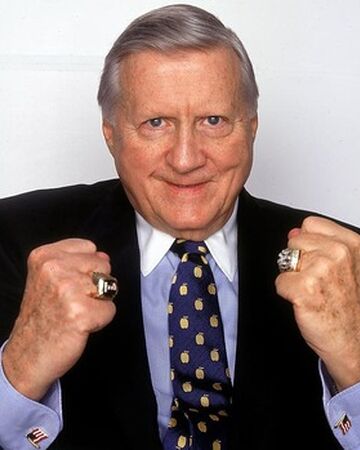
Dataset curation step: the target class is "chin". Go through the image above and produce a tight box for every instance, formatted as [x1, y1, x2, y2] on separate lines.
[161, 213, 213, 239]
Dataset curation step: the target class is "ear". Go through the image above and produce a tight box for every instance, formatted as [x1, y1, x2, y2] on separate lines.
[102, 120, 115, 155]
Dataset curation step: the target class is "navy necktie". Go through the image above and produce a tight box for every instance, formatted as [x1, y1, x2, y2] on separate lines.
[163, 240, 232, 450]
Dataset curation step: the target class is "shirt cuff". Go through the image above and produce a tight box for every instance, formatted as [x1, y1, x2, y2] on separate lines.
[320, 359, 360, 449]
[0, 342, 62, 450]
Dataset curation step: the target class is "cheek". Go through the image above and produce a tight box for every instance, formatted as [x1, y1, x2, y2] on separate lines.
[112, 140, 166, 200]
[212, 141, 253, 197]
[113, 140, 150, 175]
[212, 136, 253, 174]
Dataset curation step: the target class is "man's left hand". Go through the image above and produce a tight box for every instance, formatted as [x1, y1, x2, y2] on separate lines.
[276, 216, 360, 392]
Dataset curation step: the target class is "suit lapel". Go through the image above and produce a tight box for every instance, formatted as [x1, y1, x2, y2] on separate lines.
[230, 190, 289, 446]
[73, 183, 162, 449]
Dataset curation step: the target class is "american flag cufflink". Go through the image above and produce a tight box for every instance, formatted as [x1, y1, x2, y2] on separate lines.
[26, 427, 49, 448]
[334, 413, 352, 435]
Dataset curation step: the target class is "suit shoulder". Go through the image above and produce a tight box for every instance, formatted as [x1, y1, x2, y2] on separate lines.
[0, 179, 119, 216]
[0, 179, 123, 252]
[240, 190, 313, 229]
[240, 190, 359, 234]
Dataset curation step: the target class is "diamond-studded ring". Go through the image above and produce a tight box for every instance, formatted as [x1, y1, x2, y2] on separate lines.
[277, 248, 302, 273]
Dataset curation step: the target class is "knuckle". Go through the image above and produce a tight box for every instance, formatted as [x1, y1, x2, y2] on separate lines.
[333, 241, 352, 264]
[311, 254, 334, 279]
[28, 241, 63, 268]
[302, 215, 319, 232]
[28, 245, 47, 265]
[66, 301, 88, 326]
[56, 278, 76, 297]
[40, 258, 60, 277]
[302, 274, 320, 296]
[318, 260, 333, 279]
[78, 239, 97, 253]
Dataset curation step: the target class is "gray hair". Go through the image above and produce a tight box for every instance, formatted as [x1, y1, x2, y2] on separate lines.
[97, 4, 259, 121]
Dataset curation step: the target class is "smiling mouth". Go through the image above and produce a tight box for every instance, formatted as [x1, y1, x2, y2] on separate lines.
[162, 180, 211, 197]
[166, 180, 209, 189]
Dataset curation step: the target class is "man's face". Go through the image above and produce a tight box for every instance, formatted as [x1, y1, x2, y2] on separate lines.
[103, 47, 258, 240]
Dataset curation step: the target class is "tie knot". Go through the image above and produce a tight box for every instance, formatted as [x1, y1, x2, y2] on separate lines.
[170, 239, 208, 259]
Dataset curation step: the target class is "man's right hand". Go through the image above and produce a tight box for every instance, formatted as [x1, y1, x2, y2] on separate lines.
[2, 238, 116, 401]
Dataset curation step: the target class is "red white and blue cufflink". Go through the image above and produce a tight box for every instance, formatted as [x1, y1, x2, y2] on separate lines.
[26, 427, 48, 448]
[335, 413, 352, 435]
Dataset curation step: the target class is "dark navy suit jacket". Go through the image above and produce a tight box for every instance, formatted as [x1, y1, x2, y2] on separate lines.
[0, 180, 344, 449]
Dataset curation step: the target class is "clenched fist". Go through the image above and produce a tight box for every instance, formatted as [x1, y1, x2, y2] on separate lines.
[276, 216, 360, 391]
[3, 238, 116, 401]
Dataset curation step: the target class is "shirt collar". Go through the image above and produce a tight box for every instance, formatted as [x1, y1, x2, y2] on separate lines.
[136, 200, 238, 281]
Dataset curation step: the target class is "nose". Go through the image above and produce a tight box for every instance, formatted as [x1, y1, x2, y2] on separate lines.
[166, 125, 206, 174]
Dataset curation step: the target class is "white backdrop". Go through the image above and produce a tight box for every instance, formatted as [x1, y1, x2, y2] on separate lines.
[1, 0, 359, 226]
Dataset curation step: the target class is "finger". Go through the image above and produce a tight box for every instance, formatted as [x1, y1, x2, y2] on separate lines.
[288, 228, 301, 239]
[62, 272, 117, 303]
[276, 257, 335, 308]
[29, 239, 98, 265]
[276, 270, 307, 302]
[28, 253, 112, 287]
[45, 238, 98, 254]
[275, 272, 299, 304]
[64, 253, 112, 276]
[288, 232, 334, 254]
[97, 251, 110, 261]
[301, 216, 360, 247]
[51, 277, 117, 332]
[288, 231, 358, 277]
[77, 272, 102, 298]
[78, 296, 117, 333]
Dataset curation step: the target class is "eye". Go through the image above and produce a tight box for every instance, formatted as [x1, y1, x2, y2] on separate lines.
[147, 117, 164, 128]
[200, 115, 233, 137]
[139, 116, 172, 138]
[206, 116, 222, 126]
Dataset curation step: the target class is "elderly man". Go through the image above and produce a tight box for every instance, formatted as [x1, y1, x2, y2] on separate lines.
[0, 4, 359, 450]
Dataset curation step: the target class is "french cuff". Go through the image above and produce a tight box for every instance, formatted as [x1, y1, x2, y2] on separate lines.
[0, 343, 62, 450]
[320, 359, 360, 449]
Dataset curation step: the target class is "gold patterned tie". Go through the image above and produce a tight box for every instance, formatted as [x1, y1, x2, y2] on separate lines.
[163, 240, 232, 450]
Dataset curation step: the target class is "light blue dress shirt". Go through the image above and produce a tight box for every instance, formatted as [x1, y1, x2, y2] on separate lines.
[136, 204, 239, 440]
[1, 205, 360, 449]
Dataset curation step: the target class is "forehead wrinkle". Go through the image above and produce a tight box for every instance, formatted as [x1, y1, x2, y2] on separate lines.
[118, 47, 245, 121]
